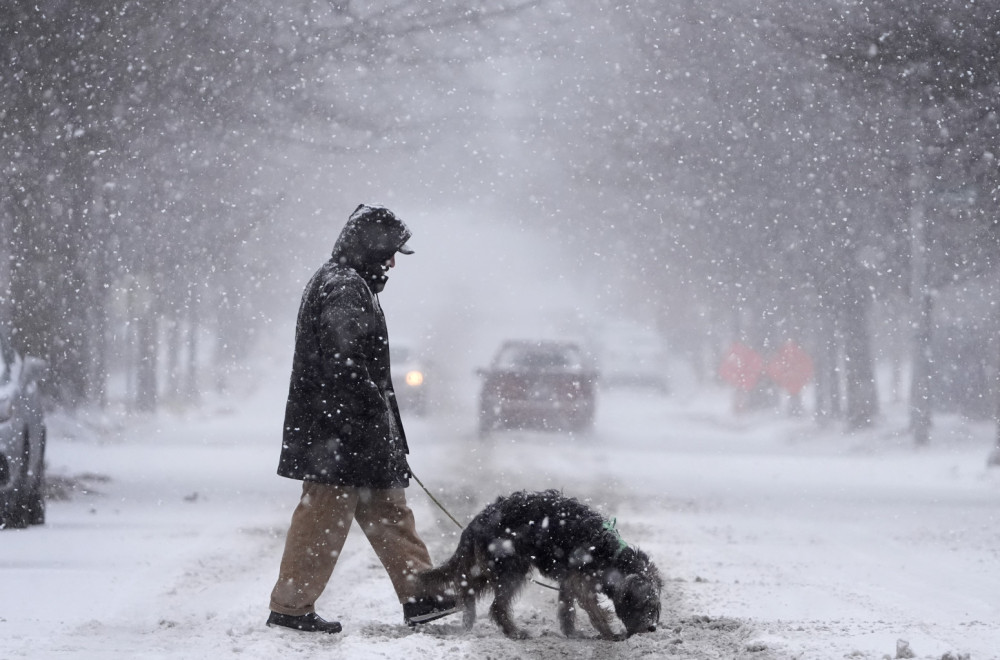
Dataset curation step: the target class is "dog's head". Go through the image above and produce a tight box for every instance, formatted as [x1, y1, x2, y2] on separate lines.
[614, 573, 662, 636]
[608, 549, 663, 636]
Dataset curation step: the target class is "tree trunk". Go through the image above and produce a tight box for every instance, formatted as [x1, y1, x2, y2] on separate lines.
[83, 175, 111, 409]
[842, 278, 879, 430]
[908, 190, 933, 445]
[909, 299, 934, 447]
[184, 289, 200, 405]
[85, 288, 109, 409]
[812, 300, 841, 426]
[0, 207, 11, 326]
[166, 318, 182, 402]
[37, 143, 98, 408]
[135, 311, 158, 413]
[54, 236, 90, 407]
[989, 333, 1000, 467]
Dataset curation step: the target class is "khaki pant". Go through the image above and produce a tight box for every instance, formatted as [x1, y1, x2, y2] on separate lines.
[269, 482, 433, 616]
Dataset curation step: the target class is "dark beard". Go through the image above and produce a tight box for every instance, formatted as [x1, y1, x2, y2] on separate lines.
[359, 264, 388, 293]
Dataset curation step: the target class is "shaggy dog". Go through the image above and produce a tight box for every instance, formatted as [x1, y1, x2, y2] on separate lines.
[418, 489, 662, 640]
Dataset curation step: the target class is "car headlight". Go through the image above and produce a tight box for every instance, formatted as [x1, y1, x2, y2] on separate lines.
[405, 370, 424, 387]
[0, 396, 12, 423]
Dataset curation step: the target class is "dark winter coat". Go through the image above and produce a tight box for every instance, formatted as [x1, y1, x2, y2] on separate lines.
[277, 207, 412, 488]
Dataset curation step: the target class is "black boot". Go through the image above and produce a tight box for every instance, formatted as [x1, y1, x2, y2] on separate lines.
[403, 596, 459, 626]
[267, 611, 342, 634]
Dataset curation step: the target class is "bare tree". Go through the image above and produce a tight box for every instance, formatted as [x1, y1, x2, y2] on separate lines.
[787, 0, 1000, 443]
[2, 0, 550, 410]
[563, 0, 999, 440]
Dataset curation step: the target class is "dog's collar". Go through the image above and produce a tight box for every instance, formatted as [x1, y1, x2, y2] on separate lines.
[602, 518, 628, 557]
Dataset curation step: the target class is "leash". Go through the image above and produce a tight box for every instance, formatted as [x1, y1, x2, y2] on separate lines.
[410, 470, 466, 530]
[411, 470, 560, 592]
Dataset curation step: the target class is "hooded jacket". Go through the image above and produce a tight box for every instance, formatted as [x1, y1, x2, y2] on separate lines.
[277, 206, 413, 488]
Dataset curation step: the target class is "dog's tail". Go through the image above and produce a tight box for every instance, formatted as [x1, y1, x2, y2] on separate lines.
[418, 528, 477, 596]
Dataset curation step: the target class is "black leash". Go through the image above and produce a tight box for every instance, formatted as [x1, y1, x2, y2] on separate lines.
[410, 470, 466, 530]
[411, 470, 560, 592]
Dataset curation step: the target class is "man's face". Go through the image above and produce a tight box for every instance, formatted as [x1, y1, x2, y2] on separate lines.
[379, 254, 396, 277]
[365, 253, 396, 294]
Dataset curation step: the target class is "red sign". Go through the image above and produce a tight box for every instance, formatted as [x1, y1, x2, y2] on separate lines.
[718, 342, 764, 392]
[765, 340, 814, 395]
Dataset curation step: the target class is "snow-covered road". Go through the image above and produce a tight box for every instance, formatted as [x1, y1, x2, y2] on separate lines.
[2, 377, 998, 659]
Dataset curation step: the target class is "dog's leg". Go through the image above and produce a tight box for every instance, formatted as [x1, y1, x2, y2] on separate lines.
[489, 573, 529, 639]
[574, 580, 621, 640]
[557, 580, 580, 638]
[461, 597, 476, 630]
[458, 577, 480, 631]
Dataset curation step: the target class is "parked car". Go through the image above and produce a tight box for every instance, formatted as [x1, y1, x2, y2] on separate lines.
[477, 339, 597, 435]
[390, 342, 430, 417]
[0, 331, 47, 529]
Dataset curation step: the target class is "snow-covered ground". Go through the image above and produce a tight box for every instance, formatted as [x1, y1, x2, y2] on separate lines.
[2, 365, 998, 659]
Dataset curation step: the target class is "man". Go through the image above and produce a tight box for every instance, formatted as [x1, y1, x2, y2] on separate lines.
[267, 204, 456, 634]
